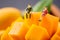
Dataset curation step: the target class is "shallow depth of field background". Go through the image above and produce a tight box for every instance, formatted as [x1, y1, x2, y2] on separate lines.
[0, 0, 60, 10]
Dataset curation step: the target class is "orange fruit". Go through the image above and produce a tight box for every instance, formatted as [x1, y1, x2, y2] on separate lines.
[25, 24, 50, 40]
[1, 27, 12, 40]
[24, 12, 41, 25]
[8, 22, 29, 40]
[40, 14, 59, 36]
[51, 22, 60, 40]
[0, 7, 21, 30]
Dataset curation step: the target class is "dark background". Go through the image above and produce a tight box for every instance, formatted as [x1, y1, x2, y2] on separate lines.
[0, 0, 60, 10]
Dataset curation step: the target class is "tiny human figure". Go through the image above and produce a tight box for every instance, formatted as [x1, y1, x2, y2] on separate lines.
[26, 4, 32, 13]
[26, 4, 32, 18]
[39, 7, 48, 21]
[42, 7, 48, 16]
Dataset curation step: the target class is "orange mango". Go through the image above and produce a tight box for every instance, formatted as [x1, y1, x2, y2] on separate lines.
[51, 34, 60, 40]
[51, 22, 60, 40]
[13, 17, 24, 23]
[31, 12, 41, 25]
[1, 34, 13, 40]
[1, 17, 23, 40]
[0, 30, 4, 39]
[40, 14, 59, 36]
[8, 21, 29, 40]
[0, 7, 21, 30]
[1, 27, 12, 40]
[24, 12, 41, 25]
[25, 24, 50, 40]
[24, 13, 33, 26]
[56, 22, 60, 35]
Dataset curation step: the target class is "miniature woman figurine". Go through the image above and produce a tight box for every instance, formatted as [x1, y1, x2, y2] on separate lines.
[42, 7, 48, 16]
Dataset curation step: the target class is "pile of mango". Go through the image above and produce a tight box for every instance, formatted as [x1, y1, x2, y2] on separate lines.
[0, 6, 60, 40]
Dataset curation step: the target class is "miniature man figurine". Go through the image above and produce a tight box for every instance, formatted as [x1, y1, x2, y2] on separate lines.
[26, 4, 32, 18]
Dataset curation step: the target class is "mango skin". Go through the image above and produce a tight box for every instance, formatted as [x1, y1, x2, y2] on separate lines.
[0, 7, 21, 30]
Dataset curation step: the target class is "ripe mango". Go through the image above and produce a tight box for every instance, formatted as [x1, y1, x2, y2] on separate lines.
[0, 30, 4, 39]
[0, 7, 21, 30]
[1, 27, 12, 40]
[1, 20, 24, 40]
[51, 34, 60, 40]
[40, 14, 59, 36]
[25, 24, 50, 40]
[8, 21, 29, 40]
[51, 22, 60, 40]
[24, 12, 41, 25]
[31, 12, 41, 25]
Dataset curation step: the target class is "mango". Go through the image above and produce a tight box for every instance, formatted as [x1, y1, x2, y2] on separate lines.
[31, 12, 41, 25]
[25, 24, 50, 40]
[1, 27, 12, 40]
[51, 22, 60, 40]
[1, 34, 13, 40]
[0, 13, 24, 40]
[51, 34, 60, 40]
[13, 17, 24, 23]
[0, 7, 21, 30]
[24, 13, 33, 26]
[56, 22, 60, 35]
[24, 12, 41, 25]
[40, 14, 59, 36]
[8, 21, 29, 40]
[0, 30, 4, 39]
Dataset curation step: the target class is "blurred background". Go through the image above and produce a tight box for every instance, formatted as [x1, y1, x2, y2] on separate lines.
[0, 0, 60, 10]
[0, 0, 60, 18]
